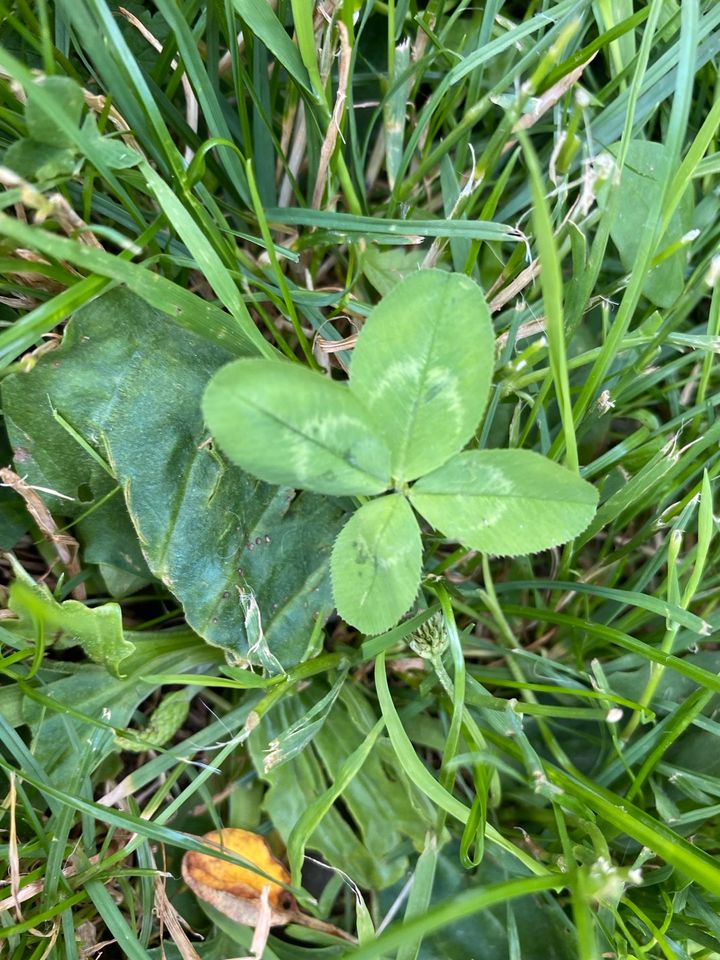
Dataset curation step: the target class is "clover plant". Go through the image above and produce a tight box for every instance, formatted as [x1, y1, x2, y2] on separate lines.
[202, 270, 598, 634]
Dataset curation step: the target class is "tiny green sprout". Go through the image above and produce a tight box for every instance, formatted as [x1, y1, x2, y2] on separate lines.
[202, 269, 598, 635]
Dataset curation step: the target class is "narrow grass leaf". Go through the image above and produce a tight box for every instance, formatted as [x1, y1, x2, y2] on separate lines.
[264, 208, 522, 241]
[519, 129, 578, 472]
[551, 769, 720, 894]
[289, 0, 324, 98]
[384, 41, 411, 190]
[0, 275, 110, 367]
[375, 651, 471, 825]
[232, 0, 316, 100]
[84, 879, 153, 960]
[493, 580, 709, 635]
[338, 875, 564, 960]
[0, 214, 255, 355]
[287, 718, 385, 884]
[395, 833, 438, 960]
[140, 162, 271, 356]
[152, 0, 250, 200]
[502, 605, 720, 695]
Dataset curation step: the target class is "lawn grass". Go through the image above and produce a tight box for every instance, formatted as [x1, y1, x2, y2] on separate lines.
[1, 1, 720, 958]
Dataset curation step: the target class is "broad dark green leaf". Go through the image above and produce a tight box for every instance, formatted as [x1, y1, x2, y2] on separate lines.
[350, 270, 495, 481]
[4, 330, 158, 592]
[0, 496, 27, 550]
[379, 844, 576, 960]
[0, 459, 27, 548]
[2, 290, 347, 667]
[203, 359, 392, 496]
[410, 450, 598, 556]
[331, 494, 422, 634]
[249, 685, 432, 890]
[148, 934, 264, 960]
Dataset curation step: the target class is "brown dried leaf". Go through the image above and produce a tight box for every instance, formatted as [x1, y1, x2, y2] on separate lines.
[154, 871, 202, 960]
[0, 468, 85, 599]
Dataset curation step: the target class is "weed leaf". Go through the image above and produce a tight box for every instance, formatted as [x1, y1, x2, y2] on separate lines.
[3, 139, 77, 181]
[7, 556, 134, 675]
[600, 140, 695, 308]
[350, 270, 494, 481]
[3, 290, 345, 667]
[203, 358, 392, 496]
[410, 450, 598, 556]
[25, 75, 85, 147]
[331, 494, 422, 634]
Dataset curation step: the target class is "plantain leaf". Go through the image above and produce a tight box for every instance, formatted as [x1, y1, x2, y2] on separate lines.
[249, 684, 432, 891]
[203, 358, 392, 496]
[331, 494, 422, 635]
[410, 449, 598, 556]
[2, 289, 346, 667]
[349, 270, 495, 482]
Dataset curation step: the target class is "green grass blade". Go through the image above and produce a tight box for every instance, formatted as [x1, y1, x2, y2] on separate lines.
[0, 213, 262, 354]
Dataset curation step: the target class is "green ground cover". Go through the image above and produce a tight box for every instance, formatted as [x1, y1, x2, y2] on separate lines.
[1, 1, 720, 958]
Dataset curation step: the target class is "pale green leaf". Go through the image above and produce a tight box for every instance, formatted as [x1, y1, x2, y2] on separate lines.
[331, 494, 422, 634]
[361, 244, 426, 296]
[350, 270, 494, 481]
[83, 115, 141, 169]
[25, 75, 85, 148]
[203, 359, 392, 496]
[600, 140, 695, 308]
[410, 450, 598, 556]
[3, 138, 77, 181]
[92, 136, 142, 169]
[7, 556, 134, 675]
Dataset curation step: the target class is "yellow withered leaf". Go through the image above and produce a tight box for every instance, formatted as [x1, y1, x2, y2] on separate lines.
[182, 828, 294, 912]
[181, 828, 356, 943]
